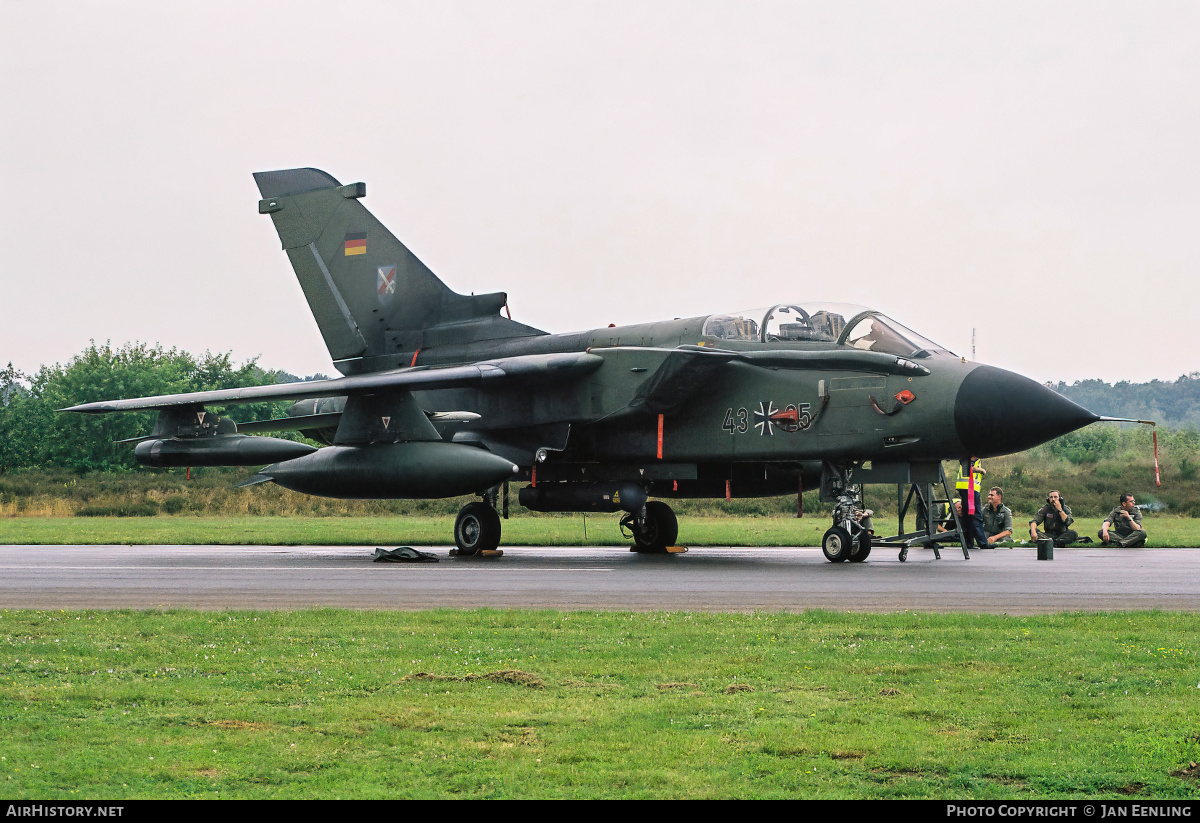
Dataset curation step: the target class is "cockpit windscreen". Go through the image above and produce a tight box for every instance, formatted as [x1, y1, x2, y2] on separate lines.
[701, 302, 951, 356]
[702, 302, 865, 343]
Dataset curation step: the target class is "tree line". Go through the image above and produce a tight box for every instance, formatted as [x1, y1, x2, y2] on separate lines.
[0, 343, 315, 473]
[2, 343, 1199, 475]
[1053, 373, 1200, 429]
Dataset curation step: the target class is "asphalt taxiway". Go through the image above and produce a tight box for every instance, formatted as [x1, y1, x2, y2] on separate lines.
[1, 544, 1196, 612]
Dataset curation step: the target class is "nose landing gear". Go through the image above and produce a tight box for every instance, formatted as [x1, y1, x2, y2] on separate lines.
[821, 463, 875, 563]
[821, 524, 872, 563]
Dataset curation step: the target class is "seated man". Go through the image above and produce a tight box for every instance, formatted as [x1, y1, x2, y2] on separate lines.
[981, 487, 1013, 548]
[1029, 490, 1079, 547]
[934, 499, 963, 543]
[1100, 493, 1147, 547]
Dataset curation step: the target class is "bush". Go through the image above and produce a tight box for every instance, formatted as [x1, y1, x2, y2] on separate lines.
[0, 344, 300, 473]
[1048, 428, 1118, 464]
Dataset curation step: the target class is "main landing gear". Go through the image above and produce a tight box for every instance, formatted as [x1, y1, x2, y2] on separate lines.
[620, 501, 679, 553]
[454, 500, 502, 556]
[455, 480, 507, 556]
[454, 482, 680, 556]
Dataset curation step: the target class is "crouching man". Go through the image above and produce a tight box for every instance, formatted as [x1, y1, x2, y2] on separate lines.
[1100, 493, 1147, 548]
[1029, 490, 1080, 548]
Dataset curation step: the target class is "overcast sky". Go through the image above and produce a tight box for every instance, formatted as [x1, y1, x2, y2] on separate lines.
[2, 0, 1197, 386]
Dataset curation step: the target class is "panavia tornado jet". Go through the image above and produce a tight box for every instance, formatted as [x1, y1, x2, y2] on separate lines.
[66, 167, 1106, 562]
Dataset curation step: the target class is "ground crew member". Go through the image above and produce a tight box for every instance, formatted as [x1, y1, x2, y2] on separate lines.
[954, 457, 987, 551]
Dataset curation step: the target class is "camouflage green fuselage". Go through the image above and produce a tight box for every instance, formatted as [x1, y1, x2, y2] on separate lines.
[361, 316, 980, 497]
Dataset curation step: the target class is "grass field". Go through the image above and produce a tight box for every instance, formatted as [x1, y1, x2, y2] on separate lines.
[3, 479, 1197, 799]
[2, 609, 1198, 799]
[1, 513, 1196, 548]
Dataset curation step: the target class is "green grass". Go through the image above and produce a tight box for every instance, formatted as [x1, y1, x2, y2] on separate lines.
[0, 513, 840, 547]
[1, 609, 1198, 799]
[2, 513, 1197, 547]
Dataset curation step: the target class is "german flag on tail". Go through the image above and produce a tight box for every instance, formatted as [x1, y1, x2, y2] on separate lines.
[344, 232, 367, 256]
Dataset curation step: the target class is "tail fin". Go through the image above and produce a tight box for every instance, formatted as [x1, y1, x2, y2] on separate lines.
[254, 168, 540, 370]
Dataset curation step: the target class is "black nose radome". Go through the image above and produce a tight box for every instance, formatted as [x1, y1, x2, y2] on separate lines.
[954, 365, 1099, 457]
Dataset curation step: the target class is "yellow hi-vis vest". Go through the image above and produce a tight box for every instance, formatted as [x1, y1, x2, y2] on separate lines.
[955, 460, 984, 491]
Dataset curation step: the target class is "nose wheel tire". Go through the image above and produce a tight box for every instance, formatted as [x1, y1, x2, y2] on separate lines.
[455, 502, 501, 556]
[849, 532, 872, 563]
[822, 526, 853, 562]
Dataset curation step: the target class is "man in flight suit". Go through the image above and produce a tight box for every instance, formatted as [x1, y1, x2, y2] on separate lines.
[981, 487, 1014, 548]
[1100, 493, 1147, 548]
[1029, 490, 1080, 548]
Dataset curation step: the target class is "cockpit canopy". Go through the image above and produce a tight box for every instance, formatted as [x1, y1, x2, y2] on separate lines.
[700, 302, 951, 358]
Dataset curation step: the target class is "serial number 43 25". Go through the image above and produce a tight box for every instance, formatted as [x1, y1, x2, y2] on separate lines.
[722, 403, 812, 434]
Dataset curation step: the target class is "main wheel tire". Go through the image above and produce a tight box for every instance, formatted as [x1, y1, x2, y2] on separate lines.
[454, 502, 501, 556]
[822, 526, 853, 563]
[849, 531, 872, 563]
[632, 501, 678, 552]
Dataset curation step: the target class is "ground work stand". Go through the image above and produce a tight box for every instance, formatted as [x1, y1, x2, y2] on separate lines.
[886, 465, 970, 563]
